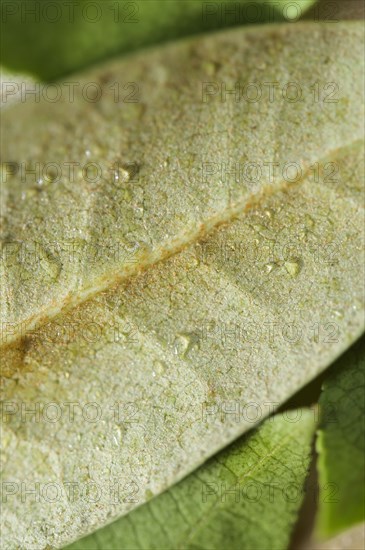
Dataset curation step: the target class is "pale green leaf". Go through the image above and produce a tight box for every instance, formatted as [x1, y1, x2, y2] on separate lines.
[310, 523, 365, 550]
[65, 410, 315, 549]
[1, 21, 364, 343]
[1, 22, 364, 548]
[0, 68, 35, 109]
[316, 336, 365, 537]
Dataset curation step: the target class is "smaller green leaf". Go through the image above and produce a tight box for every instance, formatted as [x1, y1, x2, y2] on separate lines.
[66, 409, 315, 550]
[316, 335, 365, 538]
[0, 0, 316, 80]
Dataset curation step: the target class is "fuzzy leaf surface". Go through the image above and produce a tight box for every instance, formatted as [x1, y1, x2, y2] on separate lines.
[1, 22, 364, 549]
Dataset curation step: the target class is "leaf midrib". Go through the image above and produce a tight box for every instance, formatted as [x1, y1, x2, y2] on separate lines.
[2, 140, 361, 350]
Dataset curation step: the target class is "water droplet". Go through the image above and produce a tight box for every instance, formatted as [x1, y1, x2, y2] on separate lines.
[152, 360, 166, 377]
[299, 230, 309, 242]
[253, 223, 267, 233]
[284, 260, 301, 278]
[120, 167, 132, 182]
[265, 262, 277, 274]
[202, 61, 217, 76]
[113, 162, 140, 185]
[134, 205, 144, 219]
[129, 241, 151, 261]
[112, 425, 122, 447]
[38, 246, 62, 280]
[252, 223, 273, 240]
[174, 332, 200, 358]
[305, 215, 315, 228]
[332, 310, 344, 319]
[187, 255, 200, 269]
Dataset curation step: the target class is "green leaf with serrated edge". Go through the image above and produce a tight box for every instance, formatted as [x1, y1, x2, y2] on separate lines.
[316, 336, 365, 538]
[0, 0, 316, 80]
[65, 410, 315, 550]
[1, 23, 364, 549]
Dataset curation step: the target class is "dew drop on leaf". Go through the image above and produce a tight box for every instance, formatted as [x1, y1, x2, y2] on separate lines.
[153, 360, 166, 377]
[284, 260, 301, 278]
